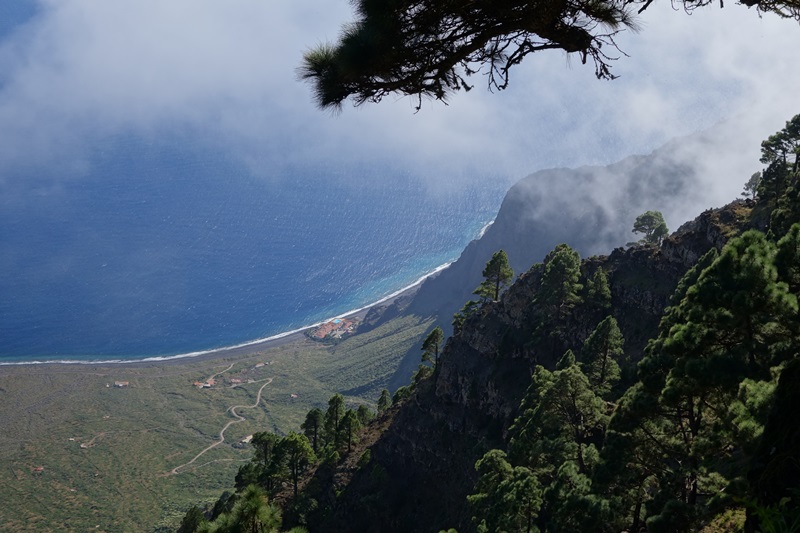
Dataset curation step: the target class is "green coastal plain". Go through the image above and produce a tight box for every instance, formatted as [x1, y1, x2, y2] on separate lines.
[0, 313, 433, 532]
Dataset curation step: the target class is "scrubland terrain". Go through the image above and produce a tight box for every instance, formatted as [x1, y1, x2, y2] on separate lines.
[0, 313, 432, 532]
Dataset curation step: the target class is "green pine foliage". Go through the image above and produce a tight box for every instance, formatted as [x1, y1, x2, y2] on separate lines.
[469, 115, 800, 533]
[598, 227, 799, 531]
[183, 114, 800, 533]
[584, 268, 612, 310]
[392, 385, 412, 404]
[756, 114, 800, 234]
[471, 361, 610, 532]
[276, 433, 316, 498]
[300, 0, 799, 110]
[377, 388, 392, 413]
[533, 244, 583, 355]
[356, 404, 374, 425]
[342, 410, 361, 453]
[556, 349, 577, 370]
[537, 244, 583, 314]
[468, 450, 542, 533]
[632, 210, 669, 245]
[421, 326, 445, 366]
[470, 205, 800, 532]
[177, 505, 207, 533]
[300, 408, 324, 454]
[474, 250, 514, 302]
[186, 387, 381, 531]
[452, 299, 480, 333]
[580, 316, 623, 397]
[743, 171, 762, 199]
[323, 393, 346, 450]
[199, 484, 282, 533]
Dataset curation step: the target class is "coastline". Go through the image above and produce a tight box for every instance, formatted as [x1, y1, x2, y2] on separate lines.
[0, 261, 447, 368]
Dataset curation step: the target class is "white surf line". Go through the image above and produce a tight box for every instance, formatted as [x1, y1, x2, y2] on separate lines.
[3, 259, 458, 367]
[168, 377, 273, 476]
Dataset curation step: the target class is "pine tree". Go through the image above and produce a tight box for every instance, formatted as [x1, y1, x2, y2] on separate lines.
[537, 244, 583, 317]
[323, 393, 346, 450]
[275, 433, 316, 498]
[178, 505, 207, 533]
[250, 431, 284, 493]
[598, 250, 720, 530]
[356, 404, 374, 425]
[474, 250, 514, 302]
[421, 326, 445, 366]
[251, 431, 280, 469]
[301, 408, 324, 453]
[300, 0, 799, 110]
[468, 450, 543, 533]
[342, 409, 362, 452]
[770, 181, 800, 237]
[758, 160, 790, 206]
[742, 171, 762, 199]
[377, 389, 392, 413]
[580, 316, 623, 397]
[776, 223, 800, 294]
[632, 211, 669, 245]
[510, 366, 607, 480]
[556, 349, 577, 370]
[237, 484, 282, 531]
[601, 231, 797, 530]
[453, 299, 480, 333]
[585, 268, 612, 310]
[533, 244, 583, 354]
[506, 364, 609, 531]
[663, 230, 796, 381]
[760, 113, 800, 174]
[209, 484, 281, 533]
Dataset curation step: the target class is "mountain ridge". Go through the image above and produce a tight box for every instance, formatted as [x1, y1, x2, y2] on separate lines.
[387, 121, 747, 391]
[297, 197, 754, 532]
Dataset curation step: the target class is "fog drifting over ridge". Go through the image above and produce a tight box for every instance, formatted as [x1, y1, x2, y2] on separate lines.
[0, 0, 797, 196]
[0, 1, 797, 359]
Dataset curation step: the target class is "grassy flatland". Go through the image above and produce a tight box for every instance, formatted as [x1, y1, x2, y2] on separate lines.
[0, 314, 434, 532]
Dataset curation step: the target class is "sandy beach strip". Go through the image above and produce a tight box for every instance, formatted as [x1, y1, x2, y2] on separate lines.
[0, 281, 426, 371]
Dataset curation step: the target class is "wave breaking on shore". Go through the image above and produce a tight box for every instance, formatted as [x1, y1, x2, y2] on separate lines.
[0, 261, 453, 366]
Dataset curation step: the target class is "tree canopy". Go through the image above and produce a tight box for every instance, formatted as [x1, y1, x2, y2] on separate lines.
[580, 315, 623, 397]
[632, 210, 668, 245]
[300, 0, 800, 110]
[533, 244, 583, 352]
[475, 250, 514, 302]
[301, 408, 324, 453]
[742, 171, 762, 199]
[377, 388, 392, 413]
[585, 268, 612, 310]
[421, 325, 445, 365]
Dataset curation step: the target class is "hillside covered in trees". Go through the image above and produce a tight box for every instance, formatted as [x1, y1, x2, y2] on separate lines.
[179, 116, 800, 532]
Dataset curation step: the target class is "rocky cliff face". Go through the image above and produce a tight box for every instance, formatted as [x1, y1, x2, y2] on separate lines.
[390, 123, 750, 391]
[308, 200, 753, 533]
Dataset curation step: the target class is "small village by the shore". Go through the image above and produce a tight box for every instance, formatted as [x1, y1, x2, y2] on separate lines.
[308, 317, 358, 341]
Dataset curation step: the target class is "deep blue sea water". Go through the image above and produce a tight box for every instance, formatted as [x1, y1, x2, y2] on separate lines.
[0, 135, 506, 362]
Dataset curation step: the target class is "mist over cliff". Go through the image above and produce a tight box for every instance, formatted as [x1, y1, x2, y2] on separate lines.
[408, 118, 755, 322]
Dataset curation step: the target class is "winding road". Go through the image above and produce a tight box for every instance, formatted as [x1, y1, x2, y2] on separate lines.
[167, 377, 273, 476]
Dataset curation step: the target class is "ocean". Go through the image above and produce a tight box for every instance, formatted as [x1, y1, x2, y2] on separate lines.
[0, 134, 507, 363]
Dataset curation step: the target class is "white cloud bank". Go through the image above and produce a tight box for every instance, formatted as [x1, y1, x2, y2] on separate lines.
[0, 0, 797, 200]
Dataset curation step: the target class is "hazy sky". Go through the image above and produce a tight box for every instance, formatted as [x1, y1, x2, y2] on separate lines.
[0, 0, 798, 199]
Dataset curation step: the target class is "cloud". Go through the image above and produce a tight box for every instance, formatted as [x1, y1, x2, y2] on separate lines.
[0, 0, 797, 197]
